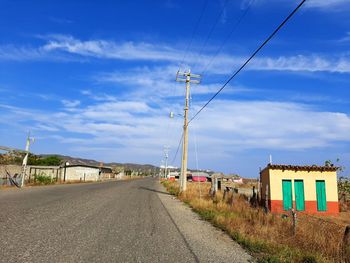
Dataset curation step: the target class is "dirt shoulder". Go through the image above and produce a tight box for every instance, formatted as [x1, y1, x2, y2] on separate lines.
[156, 182, 253, 263]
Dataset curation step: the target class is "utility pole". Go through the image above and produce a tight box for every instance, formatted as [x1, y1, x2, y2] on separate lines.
[164, 146, 169, 179]
[160, 159, 164, 180]
[21, 132, 34, 188]
[176, 70, 201, 192]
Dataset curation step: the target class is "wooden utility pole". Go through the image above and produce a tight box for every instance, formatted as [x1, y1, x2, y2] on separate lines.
[176, 70, 201, 192]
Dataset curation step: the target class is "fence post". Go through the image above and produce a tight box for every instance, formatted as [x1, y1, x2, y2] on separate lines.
[230, 190, 235, 206]
[250, 186, 257, 207]
[343, 225, 350, 262]
[291, 209, 297, 236]
[265, 184, 269, 213]
[213, 177, 218, 197]
[223, 188, 227, 201]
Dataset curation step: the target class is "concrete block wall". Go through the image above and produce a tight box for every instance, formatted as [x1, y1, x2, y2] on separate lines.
[64, 166, 100, 181]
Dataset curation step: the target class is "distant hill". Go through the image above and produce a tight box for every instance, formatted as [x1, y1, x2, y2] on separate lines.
[41, 154, 160, 173]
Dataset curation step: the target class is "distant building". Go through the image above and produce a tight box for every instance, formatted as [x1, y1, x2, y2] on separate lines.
[260, 164, 339, 215]
[233, 178, 243, 184]
[63, 164, 113, 182]
[167, 171, 179, 181]
[191, 172, 209, 182]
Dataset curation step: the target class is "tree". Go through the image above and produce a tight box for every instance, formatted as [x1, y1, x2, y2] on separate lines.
[28, 155, 62, 166]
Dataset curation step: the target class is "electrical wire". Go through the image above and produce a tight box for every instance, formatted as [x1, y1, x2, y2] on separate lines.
[171, 132, 183, 166]
[200, 0, 255, 76]
[178, 0, 209, 71]
[191, 0, 230, 70]
[188, 0, 306, 125]
[190, 91, 202, 199]
[169, 0, 209, 166]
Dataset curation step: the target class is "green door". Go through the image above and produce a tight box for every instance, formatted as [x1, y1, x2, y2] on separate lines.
[294, 180, 305, 211]
[282, 180, 293, 210]
[316, 180, 327, 211]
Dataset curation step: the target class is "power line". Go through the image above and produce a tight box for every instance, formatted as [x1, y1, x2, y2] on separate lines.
[171, 132, 183, 166]
[188, 0, 306, 124]
[191, 0, 230, 70]
[200, 0, 255, 76]
[178, 0, 209, 71]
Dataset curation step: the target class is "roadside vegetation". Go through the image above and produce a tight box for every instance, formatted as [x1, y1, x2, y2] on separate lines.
[339, 177, 350, 212]
[33, 174, 55, 185]
[162, 180, 350, 263]
[0, 152, 62, 166]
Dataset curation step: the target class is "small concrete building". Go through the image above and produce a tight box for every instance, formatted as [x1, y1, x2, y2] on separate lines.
[63, 165, 101, 182]
[260, 164, 339, 215]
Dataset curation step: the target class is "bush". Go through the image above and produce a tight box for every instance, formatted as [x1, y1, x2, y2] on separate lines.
[34, 174, 54, 185]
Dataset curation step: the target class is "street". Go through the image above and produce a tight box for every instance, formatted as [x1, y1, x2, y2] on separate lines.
[0, 178, 251, 263]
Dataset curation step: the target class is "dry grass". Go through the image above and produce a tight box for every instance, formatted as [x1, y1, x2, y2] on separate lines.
[163, 181, 349, 263]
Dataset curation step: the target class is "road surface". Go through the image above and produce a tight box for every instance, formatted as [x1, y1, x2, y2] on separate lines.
[0, 178, 252, 262]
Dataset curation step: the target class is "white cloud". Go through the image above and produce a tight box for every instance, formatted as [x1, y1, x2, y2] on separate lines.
[0, 45, 45, 61]
[61, 99, 80, 108]
[95, 65, 256, 101]
[1, 35, 350, 75]
[306, 0, 350, 8]
[42, 34, 182, 62]
[191, 100, 350, 151]
[1, 98, 350, 163]
[250, 55, 350, 73]
[338, 32, 350, 43]
[249, 0, 350, 10]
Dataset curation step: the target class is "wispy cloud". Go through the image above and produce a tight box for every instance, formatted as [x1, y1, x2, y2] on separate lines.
[61, 99, 81, 108]
[42, 34, 182, 62]
[338, 32, 350, 43]
[94, 65, 253, 100]
[306, 0, 350, 9]
[248, 0, 350, 10]
[1, 35, 350, 75]
[250, 55, 350, 73]
[0, 45, 46, 61]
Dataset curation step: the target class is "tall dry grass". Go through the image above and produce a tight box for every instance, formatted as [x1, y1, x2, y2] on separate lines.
[163, 181, 349, 263]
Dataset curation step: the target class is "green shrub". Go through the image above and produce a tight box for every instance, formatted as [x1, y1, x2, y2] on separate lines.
[34, 174, 54, 185]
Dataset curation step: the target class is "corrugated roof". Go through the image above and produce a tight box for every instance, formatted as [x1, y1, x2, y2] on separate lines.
[263, 163, 338, 172]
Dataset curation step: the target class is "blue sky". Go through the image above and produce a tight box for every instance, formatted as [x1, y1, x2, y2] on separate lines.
[1, 0, 350, 177]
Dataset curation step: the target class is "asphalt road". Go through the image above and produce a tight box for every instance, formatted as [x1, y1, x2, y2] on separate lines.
[0, 178, 252, 263]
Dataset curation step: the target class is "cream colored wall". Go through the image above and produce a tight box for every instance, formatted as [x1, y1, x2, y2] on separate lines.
[269, 169, 338, 201]
[66, 167, 100, 181]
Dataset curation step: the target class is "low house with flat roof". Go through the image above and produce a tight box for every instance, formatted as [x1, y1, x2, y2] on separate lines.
[260, 164, 339, 215]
